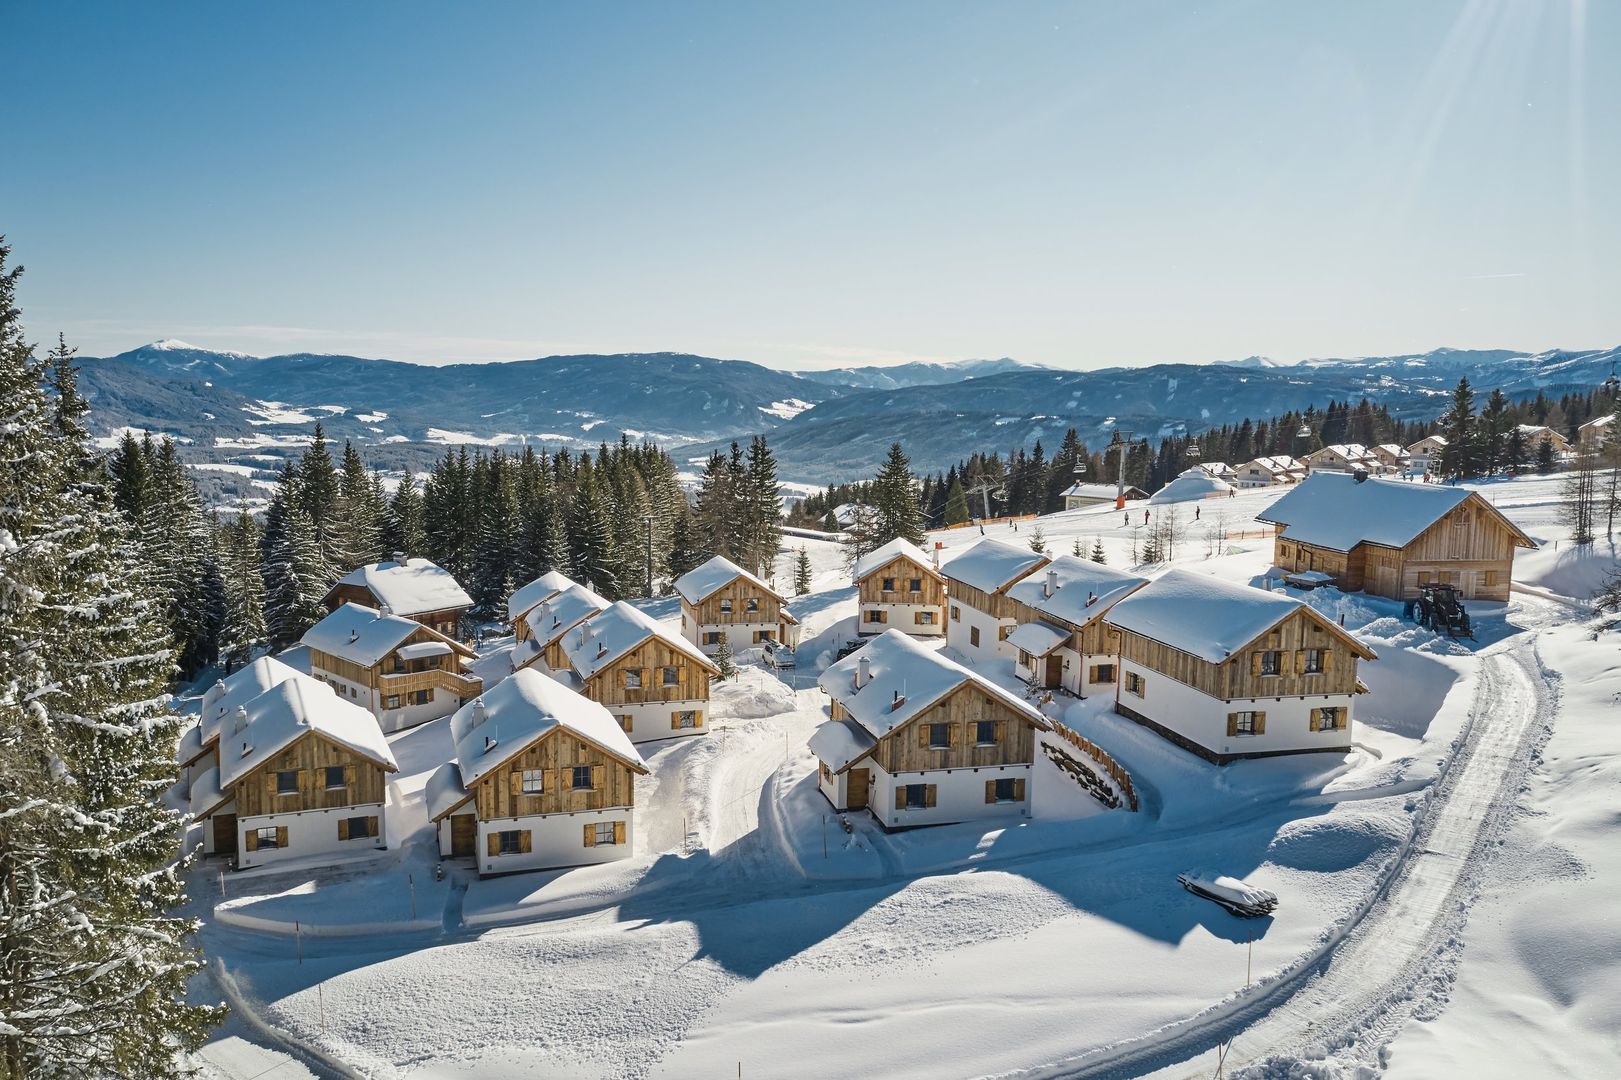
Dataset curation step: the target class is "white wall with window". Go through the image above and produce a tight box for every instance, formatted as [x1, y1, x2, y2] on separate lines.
[863, 760, 1034, 829]
[608, 698, 708, 745]
[234, 800, 387, 870]
[1114, 656, 1355, 763]
[858, 600, 944, 638]
[309, 661, 461, 734]
[471, 807, 634, 875]
[945, 601, 1013, 665]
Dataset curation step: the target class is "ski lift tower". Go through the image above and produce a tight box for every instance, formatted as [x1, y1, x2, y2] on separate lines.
[1107, 430, 1135, 509]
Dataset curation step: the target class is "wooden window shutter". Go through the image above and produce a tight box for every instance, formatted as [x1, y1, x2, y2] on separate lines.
[917, 724, 929, 748]
[924, 785, 937, 808]
[671, 713, 681, 730]
[1309, 710, 1320, 732]
[591, 764, 605, 789]
[244, 830, 258, 852]
[276, 826, 289, 848]
[613, 821, 626, 845]
[1294, 650, 1306, 675]
[263, 773, 276, 800]
[995, 720, 1005, 743]
[1322, 651, 1334, 673]
[1227, 713, 1239, 737]
[343, 764, 356, 786]
[1250, 652, 1263, 677]
[300, 769, 312, 794]
[583, 823, 597, 847]
[894, 787, 907, 811]
[1013, 778, 1026, 801]
[509, 771, 523, 797]
[338, 818, 350, 841]
[519, 830, 532, 854]
[544, 768, 558, 792]
[367, 815, 379, 838]
[1254, 713, 1267, 735]
[487, 832, 500, 857]
[985, 780, 997, 804]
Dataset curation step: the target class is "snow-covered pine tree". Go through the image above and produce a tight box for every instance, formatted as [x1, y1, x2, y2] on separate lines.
[471, 452, 520, 615]
[693, 450, 734, 562]
[298, 422, 342, 582]
[739, 436, 782, 576]
[262, 465, 329, 646]
[569, 469, 620, 598]
[1028, 526, 1047, 554]
[385, 469, 426, 557]
[219, 507, 267, 671]
[1436, 378, 1479, 480]
[0, 243, 220, 1076]
[1090, 537, 1107, 564]
[793, 546, 812, 596]
[333, 440, 383, 570]
[665, 505, 702, 585]
[870, 442, 925, 548]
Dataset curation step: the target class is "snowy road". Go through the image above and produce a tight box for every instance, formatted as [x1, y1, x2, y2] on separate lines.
[1023, 632, 1556, 1080]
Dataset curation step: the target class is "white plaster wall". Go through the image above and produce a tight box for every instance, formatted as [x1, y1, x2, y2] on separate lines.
[613, 699, 708, 744]
[946, 601, 1013, 665]
[690, 621, 785, 655]
[867, 762, 1033, 829]
[310, 664, 459, 734]
[235, 801, 386, 870]
[475, 807, 634, 875]
[858, 602, 945, 637]
[817, 765, 850, 810]
[1116, 657, 1355, 759]
[198, 798, 237, 856]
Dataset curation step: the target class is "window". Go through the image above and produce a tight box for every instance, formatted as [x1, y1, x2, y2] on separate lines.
[719, 598, 733, 614]
[975, 720, 997, 746]
[1125, 671, 1145, 697]
[392, 655, 406, 673]
[342, 816, 374, 840]
[255, 826, 281, 849]
[998, 625, 1011, 641]
[624, 669, 642, 690]
[385, 694, 401, 709]
[991, 777, 1018, 802]
[571, 766, 595, 790]
[1480, 570, 1499, 588]
[673, 710, 699, 729]
[593, 822, 619, 846]
[1303, 649, 1324, 675]
[915, 610, 935, 625]
[1090, 663, 1116, 684]
[703, 631, 722, 646]
[753, 629, 776, 643]
[908, 578, 923, 593]
[521, 769, 544, 795]
[1018, 649, 1032, 668]
[618, 715, 634, 732]
[819, 761, 832, 784]
[864, 609, 887, 624]
[662, 666, 679, 687]
[497, 830, 523, 855]
[276, 770, 299, 796]
[411, 689, 431, 706]
[950, 605, 961, 622]
[881, 577, 896, 592]
[970, 626, 981, 647]
[1230, 711, 1261, 736]
[324, 765, 347, 790]
[904, 784, 929, 809]
[1259, 650, 1282, 677]
[1315, 707, 1346, 731]
[745, 598, 759, 613]
[928, 722, 951, 749]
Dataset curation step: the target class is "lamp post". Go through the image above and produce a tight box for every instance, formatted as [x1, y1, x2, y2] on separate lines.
[1108, 430, 1135, 509]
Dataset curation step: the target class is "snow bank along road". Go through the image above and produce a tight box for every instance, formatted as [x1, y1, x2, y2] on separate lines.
[1022, 629, 1556, 1080]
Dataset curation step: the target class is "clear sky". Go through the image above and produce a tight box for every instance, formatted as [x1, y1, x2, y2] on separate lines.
[4, 1, 1615, 369]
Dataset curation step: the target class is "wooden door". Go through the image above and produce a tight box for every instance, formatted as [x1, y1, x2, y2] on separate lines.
[847, 768, 870, 809]
[213, 813, 237, 856]
[1044, 654, 1063, 688]
[450, 814, 476, 857]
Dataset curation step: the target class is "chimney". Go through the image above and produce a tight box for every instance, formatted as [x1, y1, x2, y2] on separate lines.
[890, 689, 906, 711]
[932, 542, 942, 569]
[378, 602, 392, 617]
[469, 697, 486, 728]
[1044, 568, 1058, 598]
[349, 628, 360, 643]
[1085, 590, 1096, 607]
[483, 734, 498, 754]
[856, 654, 871, 689]
[232, 705, 250, 735]
[391, 551, 406, 564]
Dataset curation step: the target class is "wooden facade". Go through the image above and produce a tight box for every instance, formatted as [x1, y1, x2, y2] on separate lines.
[831, 684, 1041, 775]
[1006, 595, 1123, 658]
[470, 729, 641, 821]
[586, 639, 712, 711]
[856, 554, 946, 608]
[232, 731, 393, 819]
[684, 575, 786, 628]
[944, 578, 1013, 619]
[308, 622, 481, 700]
[1112, 607, 1372, 703]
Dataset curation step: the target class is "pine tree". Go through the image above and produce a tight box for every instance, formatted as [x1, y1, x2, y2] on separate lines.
[871, 443, 925, 547]
[219, 508, 266, 670]
[299, 422, 342, 581]
[1090, 538, 1107, 564]
[943, 478, 971, 526]
[1535, 438, 1556, 475]
[1436, 378, 1479, 480]
[693, 450, 735, 561]
[262, 466, 328, 646]
[1, 241, 221, 1076]
[713, 637, 736, 680]
[1028, 526, 1047, 555]
[385, 470, 426, 557]
[666, 506, 702, 585]
[738, 436, 782, 576]
[472, 455, 520, 614]
[793, 546, 812, 596]
[334, 440, 383, 570]
[569, 470, 620, 597]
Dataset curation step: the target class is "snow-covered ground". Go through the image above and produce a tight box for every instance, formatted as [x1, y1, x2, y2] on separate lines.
[184, 476, 1618, 1079]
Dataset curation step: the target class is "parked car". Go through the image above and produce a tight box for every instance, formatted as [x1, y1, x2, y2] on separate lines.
[761, 639, 797, 669]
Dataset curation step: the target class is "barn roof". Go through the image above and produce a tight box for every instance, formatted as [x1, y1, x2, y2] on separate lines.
[1256, 472, 1534, 552]
[941, 538, 1049, 594]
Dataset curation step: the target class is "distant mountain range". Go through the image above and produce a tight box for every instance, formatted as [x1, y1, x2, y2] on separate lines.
[76, 340, 1621, 487]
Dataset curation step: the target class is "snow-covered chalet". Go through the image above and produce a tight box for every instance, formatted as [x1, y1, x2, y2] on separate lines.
[558, 601, 720, 744]
[322, 554, 473, 638]
[177, 655, 301, 784]
[1003, 555, 1149, 695]
[302, 602, 482, 733]
[506, 569, 577, 642]
[674, 555, 798, 656]
[942, 538, 1050, 665]
[510, 581, 611, 674]
[852, 537, 946, 638]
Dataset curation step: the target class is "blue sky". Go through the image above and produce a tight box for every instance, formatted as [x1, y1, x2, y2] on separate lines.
[4, 1, 1615, 368]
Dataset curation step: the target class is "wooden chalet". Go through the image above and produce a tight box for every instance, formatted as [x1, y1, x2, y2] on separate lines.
[425, 669, 649, 875]
[811, 630, 1053, 828]
[559, 601, 720, 744]
[190, 673, 398, 868]
[1002, 555, 1149, 696]
[852, 537, 947, 637]
[1233, 456, 1306, 489]
[506, 569, 578, 642]
[1369, 444, 1409, 471]
[1257, 472, 1535, 602]
[1061, 482, 1147, 510]
[302, 602, 482, 734]
[1303, 443, 1382, 474]
[1517, 425, 1572, 456]
[1578, 414, 1615, 449]
[323, 555, 473, 637]
[1104, 569, 1378, 764]
[674, 555, 798, 656]
[941, 538, 1050, 664]
[1405, 435, 1446, 476]
[511, 582, 611, 674]
[177, 655, 301, 782]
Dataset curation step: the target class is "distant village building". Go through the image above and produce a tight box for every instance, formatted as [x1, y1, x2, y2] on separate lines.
[942, 539, 1050, 664]
[852, 537, 947, 637]
[1369, 444, 1409, 471]
[674, 556, 798, 655]
[322, 555, 473, 637]
[1104, 570, 1378, 764]
[1233, 456, 1307, 489]
[558, 601, 720, 744]
[1516, 425, 1572, 456]
[1302, 443, 1382, 474]
[1061, 482, 1147, 510]
[1258, 472, 1535, 601]
[1405, 435, 1446, 475]
[1193, 462, 1239, 484]
[506, 569, 577, 642]
[1577, 414, 1615, 449]
[511, 582, 612, 674]
[811, 630, 1051, 827]
[303, 603, 482, 733]
[1150, 468, 1234, 503]
[425, 670, 649, 875]
[1003, 556, 1149, 695]
[191, 674, 398, 868]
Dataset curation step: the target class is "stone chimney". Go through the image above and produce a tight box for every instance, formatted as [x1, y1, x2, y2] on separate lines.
[856, 654, 871, 689]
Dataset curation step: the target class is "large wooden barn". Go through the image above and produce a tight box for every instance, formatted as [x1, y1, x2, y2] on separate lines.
[1257, 472, 1535, 602]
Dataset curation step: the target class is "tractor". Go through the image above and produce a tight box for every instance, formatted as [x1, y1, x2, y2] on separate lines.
[1412, 582, 1474, 640]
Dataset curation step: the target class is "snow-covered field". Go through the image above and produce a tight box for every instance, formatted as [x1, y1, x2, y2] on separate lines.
[182, 476, 1618, 1080]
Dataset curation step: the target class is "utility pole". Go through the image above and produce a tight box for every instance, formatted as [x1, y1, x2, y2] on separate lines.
[1109, 429, 1135, 509]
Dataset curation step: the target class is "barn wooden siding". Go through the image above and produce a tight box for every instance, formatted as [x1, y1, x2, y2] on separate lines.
[234, 732, 390, 817]
[857, 555, 946, 608]
[1113, 608, 1365, 701]
[471, 729, 639, 821]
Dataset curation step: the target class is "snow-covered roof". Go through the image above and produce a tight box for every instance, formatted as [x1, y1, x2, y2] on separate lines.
[940, 538, 1049, 594]
[1150, 469, 1234, 503]
[1240, 455, 1305, 476]
[832, 502, 875, 527]
[424, 761, 473, 822]
[189, 765, 231, 820]
[523, 583, 611, 649]
[1006, 620, 1070, 657]
[1257, 472, 1534, 552]
[1310, 443, 1378, 463]
[397, 640, 453, 661]
[219, 675, 397, 788]
[852, 537, 943, 583]
[1405, 435, 1447, 451]
[200, 656, 303, 747]
[1004, 554, 1148, 628]
[1061, 482, 1144, 500]
[817, 629, 1049, 741]
[303, 602, 465, 669]
[561, 601, 717, 682]
[447, 668, 648, 788]
[177, 723, 206, 766]
[673, 555, 784, 605]
[1106, 569, 1375, 664]
[1373, 443, 1407, 458]
[808, 718, 878, 773]
[1579, 414, 1615, 431]
[330, 557, 472, 616]
[507, 570, 577, 621]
